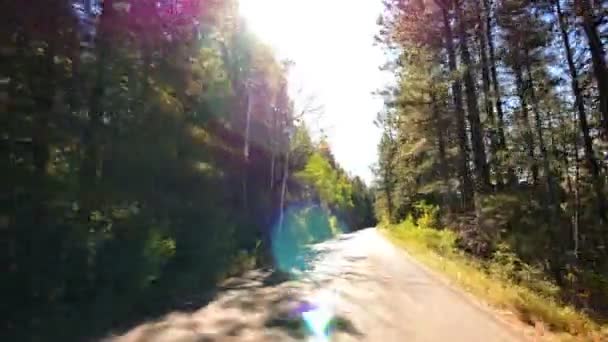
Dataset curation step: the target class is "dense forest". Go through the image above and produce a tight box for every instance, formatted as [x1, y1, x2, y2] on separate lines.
[375, 0, 608, 319]
[0, 0, 375, 340]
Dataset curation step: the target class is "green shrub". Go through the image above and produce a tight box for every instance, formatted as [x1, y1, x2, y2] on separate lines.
[412, 200, 439, 228]
[383, 218, 606, 339]
[393, 216, 456, 256]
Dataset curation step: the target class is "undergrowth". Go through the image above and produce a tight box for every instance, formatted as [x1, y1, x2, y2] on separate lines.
[382, 213, 608, 341]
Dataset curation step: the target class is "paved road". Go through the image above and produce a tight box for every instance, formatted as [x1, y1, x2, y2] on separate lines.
[110, 228, 530, 342]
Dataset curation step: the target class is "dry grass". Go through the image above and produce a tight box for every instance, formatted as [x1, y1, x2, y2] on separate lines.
[381, 221, 608, 341]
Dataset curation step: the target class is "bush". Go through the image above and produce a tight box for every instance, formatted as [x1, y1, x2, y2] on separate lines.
[412, 200, 439, 228]
[393, 216, 457, 256]
[383, 201, 607, 339]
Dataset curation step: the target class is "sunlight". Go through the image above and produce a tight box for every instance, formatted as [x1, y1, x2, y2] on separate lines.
[238, 0, 289, 52]
[239, 0, 387, 184]
[239, 0, 333, 56]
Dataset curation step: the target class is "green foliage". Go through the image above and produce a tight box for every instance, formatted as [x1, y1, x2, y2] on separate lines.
[290, 124, 315, 170]
[294, 149, 376, 230]
[375, 0, 608, 326]
[393, 217, 457, 256]
[1, 2, 377, 340]
[272, 206, 342, 273]
[384, 210, 606, 339]
[489, 242, 559, 298]
[0, 1, 373, 340]
[296, 152, 354, 211]
[412, 200, 439, 229]
[349, 176, 377, 228]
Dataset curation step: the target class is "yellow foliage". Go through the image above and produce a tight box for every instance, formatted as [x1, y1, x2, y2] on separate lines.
[382, 219, 607, 341]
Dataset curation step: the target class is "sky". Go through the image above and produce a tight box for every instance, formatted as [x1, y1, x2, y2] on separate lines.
[239, 0, 392, 184]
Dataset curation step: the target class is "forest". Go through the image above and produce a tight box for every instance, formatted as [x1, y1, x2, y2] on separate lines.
[375, 0, 608, 327]
[0, 1, 375, 340]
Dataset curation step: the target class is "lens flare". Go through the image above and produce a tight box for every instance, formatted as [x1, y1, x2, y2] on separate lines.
[294, 289, 339, 341]
[270, 204, 348, 340]
[271, 204, 345, 275]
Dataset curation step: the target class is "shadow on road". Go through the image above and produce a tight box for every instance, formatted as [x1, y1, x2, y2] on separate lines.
[105, 241, 366, 341]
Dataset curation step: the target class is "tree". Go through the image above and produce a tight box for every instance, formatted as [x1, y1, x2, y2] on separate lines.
[0, 1, 374, 339]
[454, 0, 491, 192]
[554, 0, 607, 224]
[576, 0, 608, 138]
[375, 0, 608, 318]
[441, 3, 475, 208]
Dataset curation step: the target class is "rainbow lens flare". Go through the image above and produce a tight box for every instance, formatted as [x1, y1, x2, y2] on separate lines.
[294, 289, 339, 341]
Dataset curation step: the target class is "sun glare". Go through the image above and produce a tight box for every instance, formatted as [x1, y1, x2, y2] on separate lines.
[239, 0, 387, 184]
[239, 0, 294, 54]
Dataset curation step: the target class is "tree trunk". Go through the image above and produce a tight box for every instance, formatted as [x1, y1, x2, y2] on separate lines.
[578, 0, 608, 138]
[483, 0, 508, 152]
[241, 88, 254, 211]
[270, 107, 277, 190]
[484, 0, 517, 186]
[442, 7, 474, 209]
[27, 10, 58, 302]
[278, 146, 290, 233]
[270, 152, 275, 190]
[4, 23, 27, 278]
[558, 109, 577, 256]
[32, 15, 57, 227]
[573, 147, 581, 259]
[382, 132, 396, 222]
[81, 0, 116, 204]
[431, 91, 451, 209]
[556, 0, 607, 223]
[525, 60, 557, 223]
[33, 33, 55, 182]
[476, 0, 499, 188]
[513, 64, 538, 184]
[454, 0, 491, 192]
[244, 88, 253, 162]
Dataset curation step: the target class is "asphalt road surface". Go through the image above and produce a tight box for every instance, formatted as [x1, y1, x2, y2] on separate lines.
[109, 228, 532, 342]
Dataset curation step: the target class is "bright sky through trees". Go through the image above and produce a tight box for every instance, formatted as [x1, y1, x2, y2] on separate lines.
[239, 0, 391, 184]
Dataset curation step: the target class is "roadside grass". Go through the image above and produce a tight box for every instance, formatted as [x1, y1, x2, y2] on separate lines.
[381, 219, 608, 341]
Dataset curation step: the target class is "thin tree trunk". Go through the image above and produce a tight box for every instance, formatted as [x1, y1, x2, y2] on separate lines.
[574, 179, 580, 257]
[573, 124, 581, 259]
[81, 0, 116, 203]
[442, 7, 474, 209]
[514, 64, 538, 184]
[483, 0, 516, 186]
[578, 0, 608, 138]
[32, 14, 58, 229]
[431, 91, 451, 209]
[28, 11, 58, 300]
[483, 0, 507, 150]
[563, 136, 576, 253]
[270, 104, 279, 190]
[558, 109, 577, 256]
[525, 60, 557, 222]
[278, 147, 290, 233]
[476, 0, 499, 188]
[384, 148, 395, 223]
[556, 0, 607, 223]
[384, 177, 394, 222]
[454, 0, 491, 192]
[5, 25, 26, 277]
[33, 36, 55, 181]
[241, 88, 254, 211]
[382, 132, 396, 222]
[270, 153, 275, 190]
[244, 88, 253, 161]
